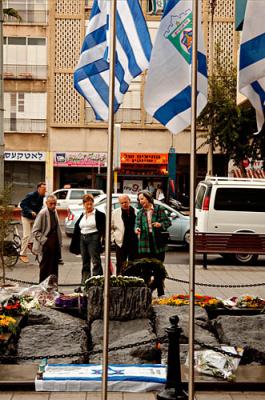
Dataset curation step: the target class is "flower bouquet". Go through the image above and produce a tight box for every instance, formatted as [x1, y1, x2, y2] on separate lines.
[191, 346, 243, 382]
[0, 314, 17, 337]
[1, 297, 23, 316]
[152, 294, 223, 310]
[235, 295, 265, 309]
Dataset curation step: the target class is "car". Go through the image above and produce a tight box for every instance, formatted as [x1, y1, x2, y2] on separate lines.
[50, 188, 104, 209]
[65, 193, 190, 247]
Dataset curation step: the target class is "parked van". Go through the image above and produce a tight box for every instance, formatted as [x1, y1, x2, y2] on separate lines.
[51, 188, 104, 209]
[195, 176, 265, 264]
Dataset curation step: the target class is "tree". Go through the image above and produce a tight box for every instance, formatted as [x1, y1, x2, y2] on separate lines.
[198, 55, 264, 174]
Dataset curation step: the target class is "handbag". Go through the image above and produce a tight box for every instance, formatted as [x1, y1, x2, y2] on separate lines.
[155, 229, 170, 246]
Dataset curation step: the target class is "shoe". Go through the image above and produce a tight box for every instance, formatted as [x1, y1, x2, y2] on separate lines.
[19, 256, 29, 263]
[158, 294, 167, 299]
[74, 286, 83, 293]
[58, 259, 64, 265]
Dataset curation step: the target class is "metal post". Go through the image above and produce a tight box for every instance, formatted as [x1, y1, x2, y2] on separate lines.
[207, 0, 216, 176]
[157, 316, 188, 400]
[0, 1, 5, 192]
[188, 0, 199, 399]
[102, 1, 117, 399]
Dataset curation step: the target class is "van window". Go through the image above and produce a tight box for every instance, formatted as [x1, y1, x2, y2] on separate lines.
[69, 190, 85, 199]
[55, 190, 67, 200]
[214, 188, 265, 212]
[195, 185, 206, 210]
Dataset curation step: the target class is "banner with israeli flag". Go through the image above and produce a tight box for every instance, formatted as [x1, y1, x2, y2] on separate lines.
[239, 0, 265, 133]
[144, 0, 208, 135]
[35, 363, 166, 392]
[74, 0, 152, 121]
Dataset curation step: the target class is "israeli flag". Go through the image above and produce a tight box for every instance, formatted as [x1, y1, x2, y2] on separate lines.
[144, 0, 207, 135]
[74, 0, 152, 121]
[239, 0, 265, 133]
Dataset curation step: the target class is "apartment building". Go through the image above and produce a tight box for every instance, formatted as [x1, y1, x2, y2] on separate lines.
[3, 0, 236, 204]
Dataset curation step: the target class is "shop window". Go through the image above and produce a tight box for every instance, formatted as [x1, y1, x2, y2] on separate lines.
[147, 0, 165, 15]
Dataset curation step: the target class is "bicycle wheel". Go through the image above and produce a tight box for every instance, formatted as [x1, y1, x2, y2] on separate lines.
[3, 241, 19, 267]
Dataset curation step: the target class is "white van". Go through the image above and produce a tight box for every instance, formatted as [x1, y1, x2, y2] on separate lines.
[51, 188, 104, 209]
[195, 176, 265, 264]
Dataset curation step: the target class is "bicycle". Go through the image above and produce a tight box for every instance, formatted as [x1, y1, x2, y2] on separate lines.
[2, 221, 22, 267]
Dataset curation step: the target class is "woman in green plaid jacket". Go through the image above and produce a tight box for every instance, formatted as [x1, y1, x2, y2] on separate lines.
[135, 190, 171, 262]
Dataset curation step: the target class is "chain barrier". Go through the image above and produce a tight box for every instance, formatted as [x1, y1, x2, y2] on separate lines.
[0, 335, 168, 362]
[166, 275, 265, 288]
[0, 334, 242, 361]
[2, 275, 265, 289]
[0, 276, 77, 287]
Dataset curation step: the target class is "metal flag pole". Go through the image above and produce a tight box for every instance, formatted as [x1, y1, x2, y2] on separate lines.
[102, 0, 117, 399]
[188, 0, 199, 399]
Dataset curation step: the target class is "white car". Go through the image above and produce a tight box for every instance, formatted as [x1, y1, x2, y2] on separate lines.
[65, 194, 190, 247]
[51, 188, 104, 209]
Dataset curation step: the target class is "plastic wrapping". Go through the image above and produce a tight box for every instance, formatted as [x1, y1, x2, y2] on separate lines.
[187, 346, 243, 381]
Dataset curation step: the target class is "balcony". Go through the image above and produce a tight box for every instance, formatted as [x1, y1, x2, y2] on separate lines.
[4, 11, 48, 24]
[3, 65, 48, 80]
[4, 118, 47, 133]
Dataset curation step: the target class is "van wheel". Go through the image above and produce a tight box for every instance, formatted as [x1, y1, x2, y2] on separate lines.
[184, 231, 190, 247]
[233, 254, 258, 265]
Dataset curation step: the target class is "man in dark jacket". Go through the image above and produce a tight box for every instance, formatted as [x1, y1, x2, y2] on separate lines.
[19, 182, 46, 263]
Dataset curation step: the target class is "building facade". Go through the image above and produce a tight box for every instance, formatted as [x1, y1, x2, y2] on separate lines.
[3, 0, 236, 204]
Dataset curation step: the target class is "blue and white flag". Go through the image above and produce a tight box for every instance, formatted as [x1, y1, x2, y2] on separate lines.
[239, 0, 265, 133]
[144, 0, 207, 135]
[74, 0, 152, 121]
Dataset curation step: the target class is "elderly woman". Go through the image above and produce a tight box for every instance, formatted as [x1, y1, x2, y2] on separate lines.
[70, 194, 105, 291]
[135, 190, 171, 261]
[135, 190, 171, 297]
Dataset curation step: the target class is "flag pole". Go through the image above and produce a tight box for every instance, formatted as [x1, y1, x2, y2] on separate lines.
[188, 0, 198, 399]
[102, 0, 117, 399]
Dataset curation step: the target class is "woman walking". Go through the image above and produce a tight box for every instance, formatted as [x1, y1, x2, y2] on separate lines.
[70, 194, 105, 291]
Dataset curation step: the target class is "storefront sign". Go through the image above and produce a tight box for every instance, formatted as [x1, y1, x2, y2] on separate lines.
[54, 152, 107, 167]
[121, 153, 168, 164]
[123, 180, 143, 194]
[4, 151, 46, 161]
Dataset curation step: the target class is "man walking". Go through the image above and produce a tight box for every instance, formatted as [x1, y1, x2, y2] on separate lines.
[19, 182, 46, 263]
[111, 194, 138, 275]
[32, 195, 62, 284]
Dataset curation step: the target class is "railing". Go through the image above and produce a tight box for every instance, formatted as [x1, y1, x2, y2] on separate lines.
[4, 118, 47, 133]
[3, 65, 48, 80]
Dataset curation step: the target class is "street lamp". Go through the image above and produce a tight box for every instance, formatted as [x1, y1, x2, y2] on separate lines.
[207, 0, 217, 176]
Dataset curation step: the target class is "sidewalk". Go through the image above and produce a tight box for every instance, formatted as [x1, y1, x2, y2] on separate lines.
[5, 253, 265, 300]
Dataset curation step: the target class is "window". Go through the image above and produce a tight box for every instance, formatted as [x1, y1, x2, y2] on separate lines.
[195, 185, 207, 210]
[4, 92, 47, 133]
[3, 0, 48, 24]
[54, 190, 68, 200]
[148, 0, 165, 15]
[70, 190, 85, 200]
[214, 188, 265, 212]
[4, 36, 47, 79]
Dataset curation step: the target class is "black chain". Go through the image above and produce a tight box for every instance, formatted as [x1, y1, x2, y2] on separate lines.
[0, 335, 242, 361]
[0, 276, 78, 287]
[194, 339, 242, 359]
[166, 275, 265, 288]
[0, 335, 168, 361]
[2, 275, 265, 289]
